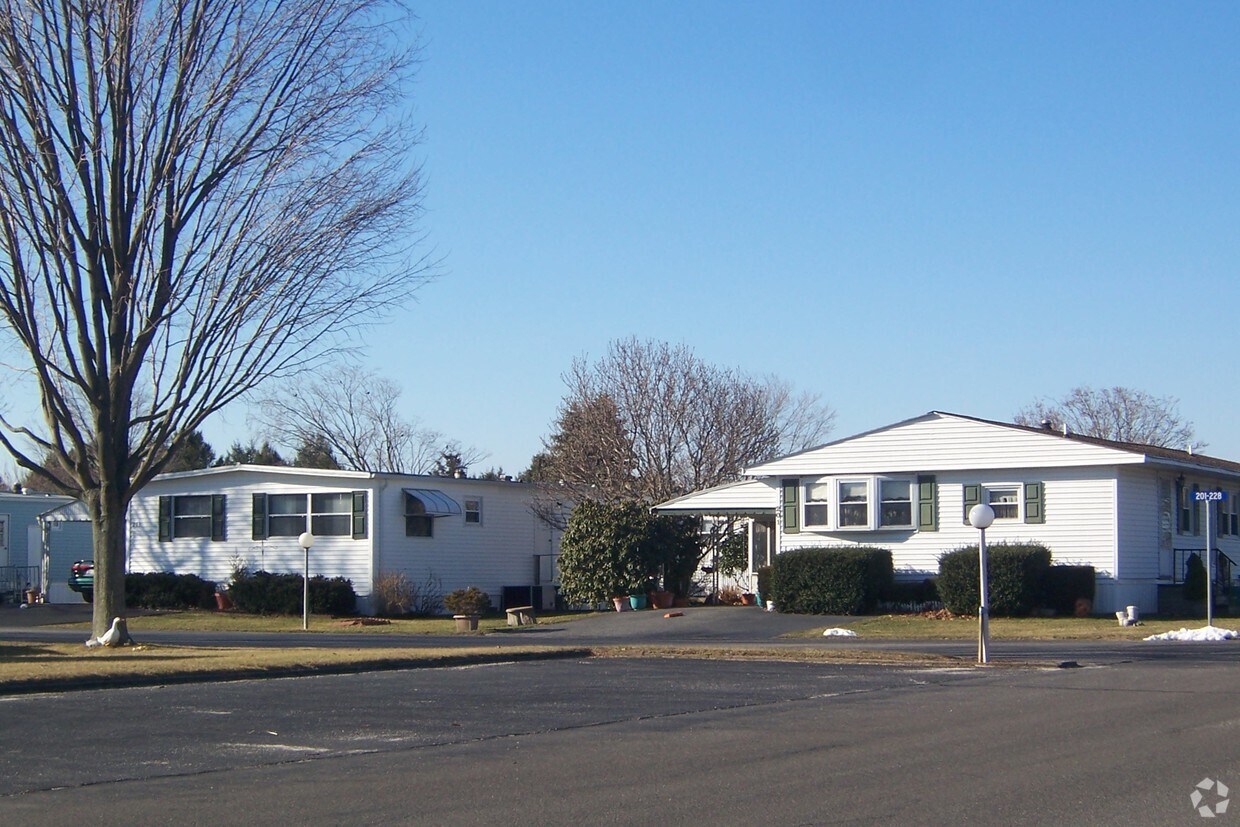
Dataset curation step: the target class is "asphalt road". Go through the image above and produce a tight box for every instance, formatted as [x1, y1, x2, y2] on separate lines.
[2, 653, 1238, 825]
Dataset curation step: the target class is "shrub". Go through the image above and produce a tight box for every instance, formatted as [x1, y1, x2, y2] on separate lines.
[1042, 565, 1096, 615]
[444, 586, 492, 616]
[558, 500, 700, 604]
[1184, 553, 1207, 601]
[769, 547, 893, 615]
[125, 572, 217, 610]
[374, 571, 415, 617]
[228, 570, 357, 616]
[937, 542, 1052, 616]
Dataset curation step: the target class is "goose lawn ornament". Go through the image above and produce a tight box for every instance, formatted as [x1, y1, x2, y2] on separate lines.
[85, 617, 125, 648]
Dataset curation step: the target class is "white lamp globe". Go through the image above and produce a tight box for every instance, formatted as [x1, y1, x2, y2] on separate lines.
[298, 531, 315, 550]
[968, 503, 995, 530]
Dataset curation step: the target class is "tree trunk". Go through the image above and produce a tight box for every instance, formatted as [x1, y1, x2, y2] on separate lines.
[87, 486, 133, 645]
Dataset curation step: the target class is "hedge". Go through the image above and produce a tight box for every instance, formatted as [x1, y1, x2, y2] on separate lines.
[937, 542, 1051, 616]
[1042, 565, 1096, 615]
[228, 570, 357, 616]
[769, 547, 893, 615]
[125, 572, 217, 610]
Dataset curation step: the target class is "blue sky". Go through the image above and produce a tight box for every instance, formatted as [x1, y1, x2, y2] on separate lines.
[205, 1, 1240, 472]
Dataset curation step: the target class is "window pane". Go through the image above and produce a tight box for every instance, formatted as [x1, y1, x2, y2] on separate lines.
[173, 495, 212, 516]
[805, 483, 831, 502]
[406, 515, 433, 537]
[268, 494, 307, 515]
[839, 481, 868, 527]
[311, 492, 351, 513]
[805, 503, 830, 526]
[312, 514, 351, 536]
[880, 481, 912, 527]
[174, 516, 212, 538]
[269, 515, 306, 536]
[989, 487, 1019, 520]
[465, 499, 481, 524]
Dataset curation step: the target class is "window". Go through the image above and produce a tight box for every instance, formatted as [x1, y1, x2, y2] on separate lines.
[405, 493, 433, 537]
[0, 515, 7, 552]
[838, 480, 869, 527]
[173, 495, 213, 538]
[311, 492, 352, 536]
[804, 483, 831, 527]
[159, 495, 225, 541]
[879, 479, 913, 528]
[267, 493, 308, 537]
[464, 498, 482, 525]
[987, 486, 1020, 521]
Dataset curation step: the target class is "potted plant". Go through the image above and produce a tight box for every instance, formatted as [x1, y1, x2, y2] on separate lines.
[444, 586, 492, 632]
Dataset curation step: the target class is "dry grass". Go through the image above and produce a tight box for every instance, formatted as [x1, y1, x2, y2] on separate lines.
[57, 610, 597, 635]
[787, 614, 1218, 640]
[593, 644, 973, 668]
[0, 641, 590, 693]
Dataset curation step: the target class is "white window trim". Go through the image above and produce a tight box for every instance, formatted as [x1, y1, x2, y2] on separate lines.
[878, 477, 915, 529]
[983, 483, 1022, 522]
[800, 476, 918, 532]
[464, 497, 483, 526]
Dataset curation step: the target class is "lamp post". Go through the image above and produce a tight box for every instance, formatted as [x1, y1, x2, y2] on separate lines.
[968, 503, 995, 664]
[298, 531, 315, 631]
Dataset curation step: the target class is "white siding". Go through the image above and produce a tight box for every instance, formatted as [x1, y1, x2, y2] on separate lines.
[127, 467, 559, 613]
[1115, 468, 1160, 580]
[749, 413, 1147, 476]
[777, 468, 1119, 579]
[372, 477, 554, 609]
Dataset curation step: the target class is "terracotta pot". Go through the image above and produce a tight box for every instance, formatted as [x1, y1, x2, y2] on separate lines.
[214, 592, 233, 611]
[739, 593, 757, 606]
[613, 597, 628, 612]
[651, 591, 675, 609]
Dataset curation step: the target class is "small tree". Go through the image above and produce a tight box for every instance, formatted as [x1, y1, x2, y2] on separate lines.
[557, 501, 699, 605]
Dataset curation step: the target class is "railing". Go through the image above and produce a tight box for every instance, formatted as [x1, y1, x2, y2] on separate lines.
[0, 565, 41, 604]
[1169, 548, 1234, 586]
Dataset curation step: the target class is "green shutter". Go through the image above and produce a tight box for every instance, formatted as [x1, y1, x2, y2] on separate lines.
[252, 493, 267, 540]
[962, 484, 981, 524]
[917, 475, 937, 531]
[158, 496, 172, 542]
[352, 490, 367, 539]
[1023, 482, 1045, 524]
[782, 479, 800, 534]
[211, 494, 226, 541]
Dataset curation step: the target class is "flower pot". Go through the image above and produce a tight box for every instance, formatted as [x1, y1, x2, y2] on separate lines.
[651, 591, 675, 609]
[629, 594, 647, 610]
[214, 592, 233, 611]
[739, 593, 757, 606]
[454, 614, 480, 632]
[613, 597, 628, 612]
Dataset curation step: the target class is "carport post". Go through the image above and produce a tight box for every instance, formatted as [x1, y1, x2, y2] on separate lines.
[299, 532, 315, 631]
[968, 504, 996, 665]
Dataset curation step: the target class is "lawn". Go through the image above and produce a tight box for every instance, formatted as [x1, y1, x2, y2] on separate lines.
[60, 609, 598, 635]
[793, 614, 1227, 640]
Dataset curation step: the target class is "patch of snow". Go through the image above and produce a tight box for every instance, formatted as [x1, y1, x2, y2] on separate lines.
[1144, 626, 1240, 642]
[823, 628, 858, 637]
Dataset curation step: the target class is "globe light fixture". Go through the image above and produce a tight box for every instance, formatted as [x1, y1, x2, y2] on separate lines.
[967, 503, 995, 664]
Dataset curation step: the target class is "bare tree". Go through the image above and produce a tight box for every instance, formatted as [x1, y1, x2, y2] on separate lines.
[1014, 386, 1200, 449]
[0, 0, 430, 640]
[542, 337, 836, 504]
[250, 368, 484, 474]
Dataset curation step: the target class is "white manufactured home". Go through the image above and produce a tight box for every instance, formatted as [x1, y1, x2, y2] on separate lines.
[656, 412, 1240, 616]
[127, 466, 564, 614]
